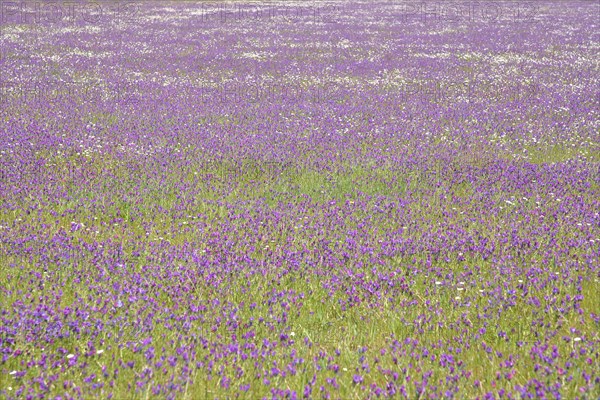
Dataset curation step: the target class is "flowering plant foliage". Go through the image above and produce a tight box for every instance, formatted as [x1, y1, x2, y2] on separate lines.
[0, 1, 599, 399]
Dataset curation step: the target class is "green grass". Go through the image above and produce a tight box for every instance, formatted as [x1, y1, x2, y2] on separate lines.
[1, 146, 598, 399]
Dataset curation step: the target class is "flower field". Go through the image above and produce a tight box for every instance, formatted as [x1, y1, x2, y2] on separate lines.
[0, 1, 599, 399]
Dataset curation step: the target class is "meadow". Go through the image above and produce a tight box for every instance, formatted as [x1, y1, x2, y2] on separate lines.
[0, 1, 599, 399]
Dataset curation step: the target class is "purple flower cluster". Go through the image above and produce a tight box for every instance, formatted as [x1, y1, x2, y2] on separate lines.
[1, 1, 599, 399]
